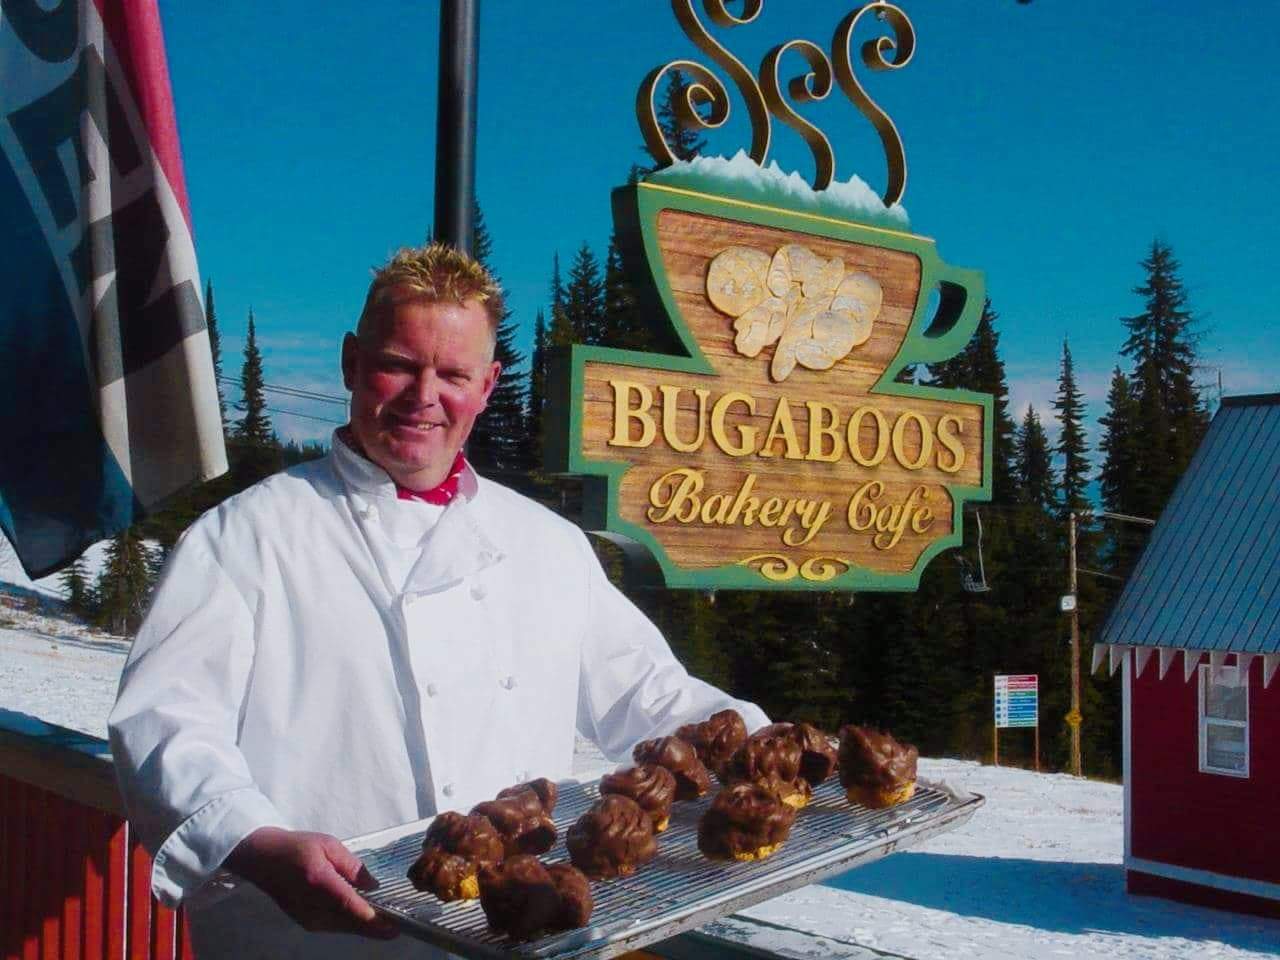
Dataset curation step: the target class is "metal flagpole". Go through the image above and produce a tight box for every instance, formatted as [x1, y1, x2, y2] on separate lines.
[434, 0, 479, 254]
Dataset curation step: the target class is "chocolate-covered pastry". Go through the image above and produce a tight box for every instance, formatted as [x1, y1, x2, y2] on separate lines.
[756, 721, 839, 786]
[631, 736, 711, 801]
[599, 764, 677, 832]
[566, 794, 658, 879]
[676, 709, 748, 780]
[722, 732, 812, 809]
[838, 725, 918, 809]
[407, 811, 505, 900]
[698, 782, 796, 861]
[472, 779, 558, 856]
[477, 855, 561, 938]
[546, 863, 594, 929]
[498, 777, 558, 815]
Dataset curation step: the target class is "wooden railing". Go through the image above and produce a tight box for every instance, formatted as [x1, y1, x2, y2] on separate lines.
[0, 711, 193, 960]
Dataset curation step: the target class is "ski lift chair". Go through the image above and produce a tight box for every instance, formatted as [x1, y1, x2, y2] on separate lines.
[956, 509, 991, 593]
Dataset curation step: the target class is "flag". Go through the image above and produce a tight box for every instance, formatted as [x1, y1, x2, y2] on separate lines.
[0, 0, 226, 578]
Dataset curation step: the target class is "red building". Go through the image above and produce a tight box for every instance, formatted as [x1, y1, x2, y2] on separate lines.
[1094, 393, 1280, 919]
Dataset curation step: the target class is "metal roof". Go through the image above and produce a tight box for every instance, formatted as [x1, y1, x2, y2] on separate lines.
[1098, 393, 1280, 655]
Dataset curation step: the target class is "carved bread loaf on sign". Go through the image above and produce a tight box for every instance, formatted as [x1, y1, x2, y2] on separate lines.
[706, 243, 883, 383]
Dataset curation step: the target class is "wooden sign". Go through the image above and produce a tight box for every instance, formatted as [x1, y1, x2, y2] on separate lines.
[547, 183, 991, 591]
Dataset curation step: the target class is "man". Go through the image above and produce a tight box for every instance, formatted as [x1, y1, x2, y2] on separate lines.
[109, 243, 768, 958]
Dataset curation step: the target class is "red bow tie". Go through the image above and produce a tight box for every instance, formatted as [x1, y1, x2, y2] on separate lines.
[396, 452, 468, 506]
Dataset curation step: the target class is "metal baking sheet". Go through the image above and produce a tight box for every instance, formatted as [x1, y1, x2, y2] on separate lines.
[347, 776, 983, 960]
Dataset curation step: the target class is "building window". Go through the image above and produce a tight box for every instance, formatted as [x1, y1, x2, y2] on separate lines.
[1198, 663, 1249, 778]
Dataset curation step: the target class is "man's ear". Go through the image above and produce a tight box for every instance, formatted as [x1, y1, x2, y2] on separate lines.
[341, 333, 359, 391]
[479, 360, 501, 411]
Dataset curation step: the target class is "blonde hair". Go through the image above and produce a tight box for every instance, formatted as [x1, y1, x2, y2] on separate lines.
[357, 242, 505, 339]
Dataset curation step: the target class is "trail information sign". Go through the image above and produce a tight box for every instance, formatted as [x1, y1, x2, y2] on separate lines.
[994, 674, 1039, 729]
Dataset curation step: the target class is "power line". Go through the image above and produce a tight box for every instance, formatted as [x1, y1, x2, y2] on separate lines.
[262, 405, 344, 425]
[218, 374, 347, 406]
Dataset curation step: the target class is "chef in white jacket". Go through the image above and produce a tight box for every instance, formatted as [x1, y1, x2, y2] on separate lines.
[108, 243, 769, 958]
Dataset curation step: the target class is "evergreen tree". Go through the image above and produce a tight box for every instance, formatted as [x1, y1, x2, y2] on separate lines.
[548, 254, 575, 349]
[565, 244, 606, 346]
[1120, 240, 1207, 516]
[232, 311, 282, 485]
[1099, 367, 1141, 516]
[205, 278, 226, 425]
[466, 203, 530, 484]
[641, 69, 709, 170]
[1053, 338, 1091, 520]
[1015, 405, 1055, 513]
[527, 309, 549, 463]
[926, 300, 1016, 503]
[603, 236, 647, 351]
[58, 553, 92, 617]
[94, 528, 152, 636]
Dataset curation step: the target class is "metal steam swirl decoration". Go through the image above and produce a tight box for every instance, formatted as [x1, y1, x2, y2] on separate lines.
[637, 0, 916, 205]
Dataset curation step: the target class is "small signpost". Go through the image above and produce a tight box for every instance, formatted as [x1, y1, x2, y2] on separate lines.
[994, 674, 1039, 770]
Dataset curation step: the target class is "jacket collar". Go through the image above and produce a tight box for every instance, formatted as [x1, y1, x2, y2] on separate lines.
[330, 429, 502, 596]
[330, 428, 479, 502]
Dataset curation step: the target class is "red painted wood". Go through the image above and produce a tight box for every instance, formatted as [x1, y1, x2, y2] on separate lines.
[22, 784, 39, 960]
[82, 809, 108, 960]
[1, 776, 18, 960]
[1128, 868, 1280, 920]
[149, 899, 176, 960]
[175, 913, 195, 960]
[126, 839, 152, 960]
[62, 799, 85, 960]
[105, 819, 127, 960]
[40, 790, 63, 960]
[1130, 654, 1280, 887]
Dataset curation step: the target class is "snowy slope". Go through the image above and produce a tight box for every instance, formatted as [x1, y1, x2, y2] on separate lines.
[2, 596, 1277, 959]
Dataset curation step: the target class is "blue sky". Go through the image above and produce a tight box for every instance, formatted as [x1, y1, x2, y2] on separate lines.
[158, 1, 1280, 449]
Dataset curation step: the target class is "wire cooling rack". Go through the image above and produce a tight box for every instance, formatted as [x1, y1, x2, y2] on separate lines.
[347, 775, 983, 960]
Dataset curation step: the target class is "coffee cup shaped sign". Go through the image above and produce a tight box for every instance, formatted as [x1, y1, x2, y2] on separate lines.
[546, 183, 993, 591]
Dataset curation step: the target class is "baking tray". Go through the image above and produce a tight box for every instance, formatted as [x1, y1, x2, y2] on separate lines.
[346, 775, 983, 960]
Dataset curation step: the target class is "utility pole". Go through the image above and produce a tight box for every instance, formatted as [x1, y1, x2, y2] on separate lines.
[1067, 508, 1156, 778]
[434, 0, 479, 254]
[1068, 510, 1082, 777]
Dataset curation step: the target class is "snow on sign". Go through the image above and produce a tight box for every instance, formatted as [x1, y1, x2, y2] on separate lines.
[994, 674, 1039, 729]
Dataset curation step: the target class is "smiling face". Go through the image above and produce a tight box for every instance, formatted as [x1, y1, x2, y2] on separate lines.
[341, 293, 500, 490]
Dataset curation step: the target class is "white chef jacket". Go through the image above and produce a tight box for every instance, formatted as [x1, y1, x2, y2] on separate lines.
[108, 433, 768, 958]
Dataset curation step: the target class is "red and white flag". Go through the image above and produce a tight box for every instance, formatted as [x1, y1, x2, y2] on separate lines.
[0, 0, 226, 576]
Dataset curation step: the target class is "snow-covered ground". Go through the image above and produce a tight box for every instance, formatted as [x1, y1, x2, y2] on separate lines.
[2, 586, 1278, 960]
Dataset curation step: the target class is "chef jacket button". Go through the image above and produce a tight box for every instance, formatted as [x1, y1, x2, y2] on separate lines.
[442, 783, 455, 798]
[361, 504, 378, 521]
[470, 583, 487, 601]
[426, 683, 439, 697]
[501, 675, 517, 690]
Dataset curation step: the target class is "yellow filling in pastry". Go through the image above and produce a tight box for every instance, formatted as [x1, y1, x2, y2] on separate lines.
[732, 842, 782, 862]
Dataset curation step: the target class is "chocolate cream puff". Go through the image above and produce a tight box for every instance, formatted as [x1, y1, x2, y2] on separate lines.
[838, 725, 918, 809]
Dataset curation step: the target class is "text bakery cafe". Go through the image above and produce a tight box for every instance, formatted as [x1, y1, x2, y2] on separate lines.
[552, 183, 992, 592]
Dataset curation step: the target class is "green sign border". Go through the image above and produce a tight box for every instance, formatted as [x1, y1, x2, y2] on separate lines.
[547, 182, 993, 592]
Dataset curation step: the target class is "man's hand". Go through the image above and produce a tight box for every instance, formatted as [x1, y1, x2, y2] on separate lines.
[225, 827, 399, 940]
